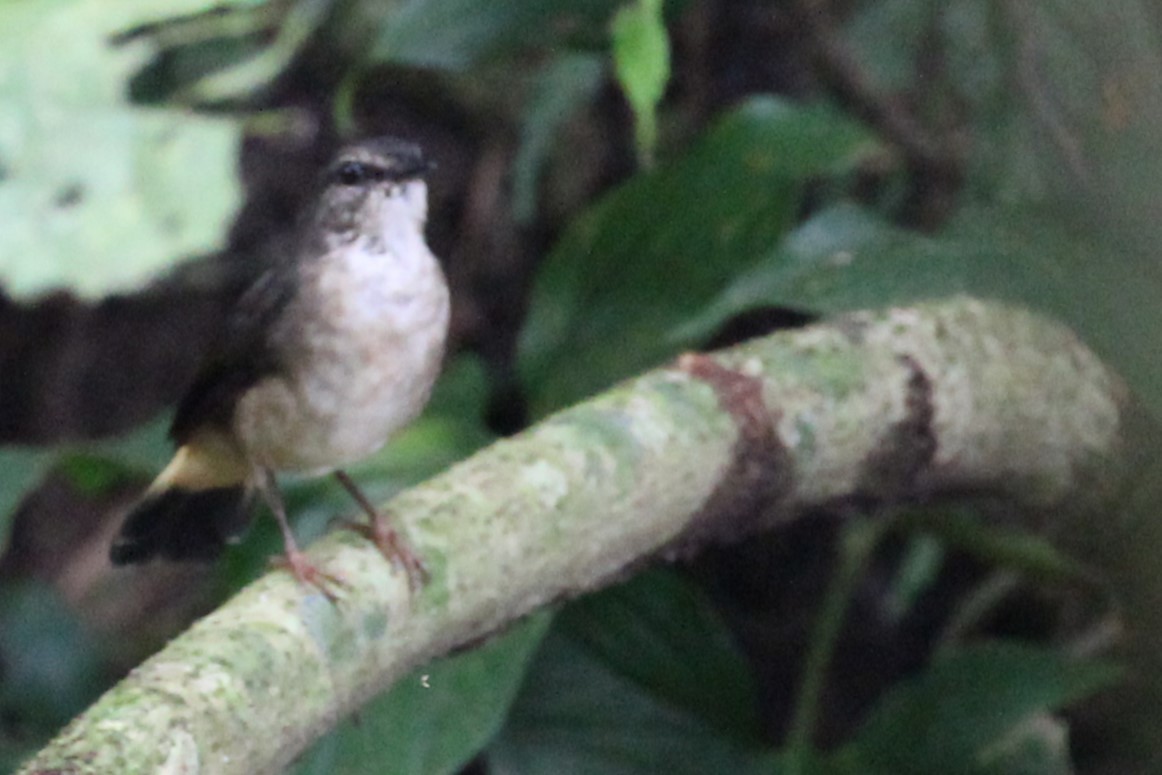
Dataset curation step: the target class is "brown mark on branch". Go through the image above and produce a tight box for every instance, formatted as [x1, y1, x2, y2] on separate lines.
[856, 354, 937, 501]
[662, 353, 794, 559]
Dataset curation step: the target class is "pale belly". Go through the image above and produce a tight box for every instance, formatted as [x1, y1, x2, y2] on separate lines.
[234, 342, 443, 474]
[233, 241, 449, 475]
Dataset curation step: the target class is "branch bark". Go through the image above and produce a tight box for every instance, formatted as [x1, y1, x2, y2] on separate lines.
[19, 297, 1131, 774]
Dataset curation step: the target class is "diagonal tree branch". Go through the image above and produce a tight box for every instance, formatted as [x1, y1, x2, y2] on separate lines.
[19, 297, 1132, 774]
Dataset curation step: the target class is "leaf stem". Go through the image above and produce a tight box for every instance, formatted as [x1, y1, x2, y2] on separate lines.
[784, 514, 891, 772]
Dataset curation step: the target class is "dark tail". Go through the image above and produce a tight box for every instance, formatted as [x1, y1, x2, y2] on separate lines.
[110, 486, 252, 565]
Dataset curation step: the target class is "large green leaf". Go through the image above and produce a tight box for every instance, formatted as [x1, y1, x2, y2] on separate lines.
[0, 0, 241, 298]
[488, 625, 775, 775]
[557, 569, 760, 739]
[518, 96, 878, 415]
[681, 202, 1162, 421]
[294, 613, 551, 775]
[846, 642, 1119, 774]
[679, 203, 1059, 333]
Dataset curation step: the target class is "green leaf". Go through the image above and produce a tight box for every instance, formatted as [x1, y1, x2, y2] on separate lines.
[122, 0, 333, 106]
[558, 569, 760, 739]
[1, 734, 41, 775]
[825, 3, 1162, 429]
[56, 454, 136, 498]
[294, 612, 551, 775]
[896, 508, 1097, 590]
[611, 0, 670, 166]
[681, 202, 1162, 421]
[518, 96, 877, 416]
[847, 642, 1121, 774]
[882, 533, 945, 624]
[678, 203, 1047, 337]
[488, 626, 775, 775]
[0, 0, 241, 298]
[372, 0, 628, 71]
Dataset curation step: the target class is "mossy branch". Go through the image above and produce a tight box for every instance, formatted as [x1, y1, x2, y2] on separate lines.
[19, 297, 1132, 774]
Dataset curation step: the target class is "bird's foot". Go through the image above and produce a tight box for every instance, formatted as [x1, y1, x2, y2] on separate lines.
[348, 517, 428, 591]
[270, 550, 349, 601]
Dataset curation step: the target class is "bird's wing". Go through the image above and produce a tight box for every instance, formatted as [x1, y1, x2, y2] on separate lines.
[169, 263, 298, 444]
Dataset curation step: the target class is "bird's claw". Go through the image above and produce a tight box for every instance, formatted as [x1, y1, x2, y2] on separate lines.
[347, 518, 428, 591]
[270, 550, 350, 602]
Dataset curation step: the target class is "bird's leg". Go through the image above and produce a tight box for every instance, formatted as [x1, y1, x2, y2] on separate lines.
[256, 468, 347, 599]
[334, 469, 427, 589]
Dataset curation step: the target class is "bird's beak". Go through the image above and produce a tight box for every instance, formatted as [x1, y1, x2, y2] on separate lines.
[398, 156, 436, 181]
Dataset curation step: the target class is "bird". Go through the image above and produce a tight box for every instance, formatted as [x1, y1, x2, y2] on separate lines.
[109, 137, 450, 591]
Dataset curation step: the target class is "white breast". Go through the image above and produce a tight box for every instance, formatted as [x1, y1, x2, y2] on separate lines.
[234, 208, 450, 475]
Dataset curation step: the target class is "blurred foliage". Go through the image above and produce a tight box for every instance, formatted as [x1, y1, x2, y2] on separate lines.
[0, 0, 241, 298]
[519, 97, 877, 416]
[490, 571, 775, 775]
[122, 0, 333, 106]
[555, 570, 761, 739]
[0, 582, 107, 772]
[512, 53, 606, 224]
[842, 0, 1162, 420]
[371, 0, 628, 70]
[0, 417, 172, 555]
[0, 450, 51, 556]
[3, 0, 1162, 772]
[846, 642, 1121, 775]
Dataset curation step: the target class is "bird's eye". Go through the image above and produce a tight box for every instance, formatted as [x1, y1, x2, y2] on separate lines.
[332, 161, 381, 186]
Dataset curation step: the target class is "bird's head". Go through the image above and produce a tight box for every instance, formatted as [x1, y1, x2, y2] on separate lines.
[312, 137, 433, 241]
